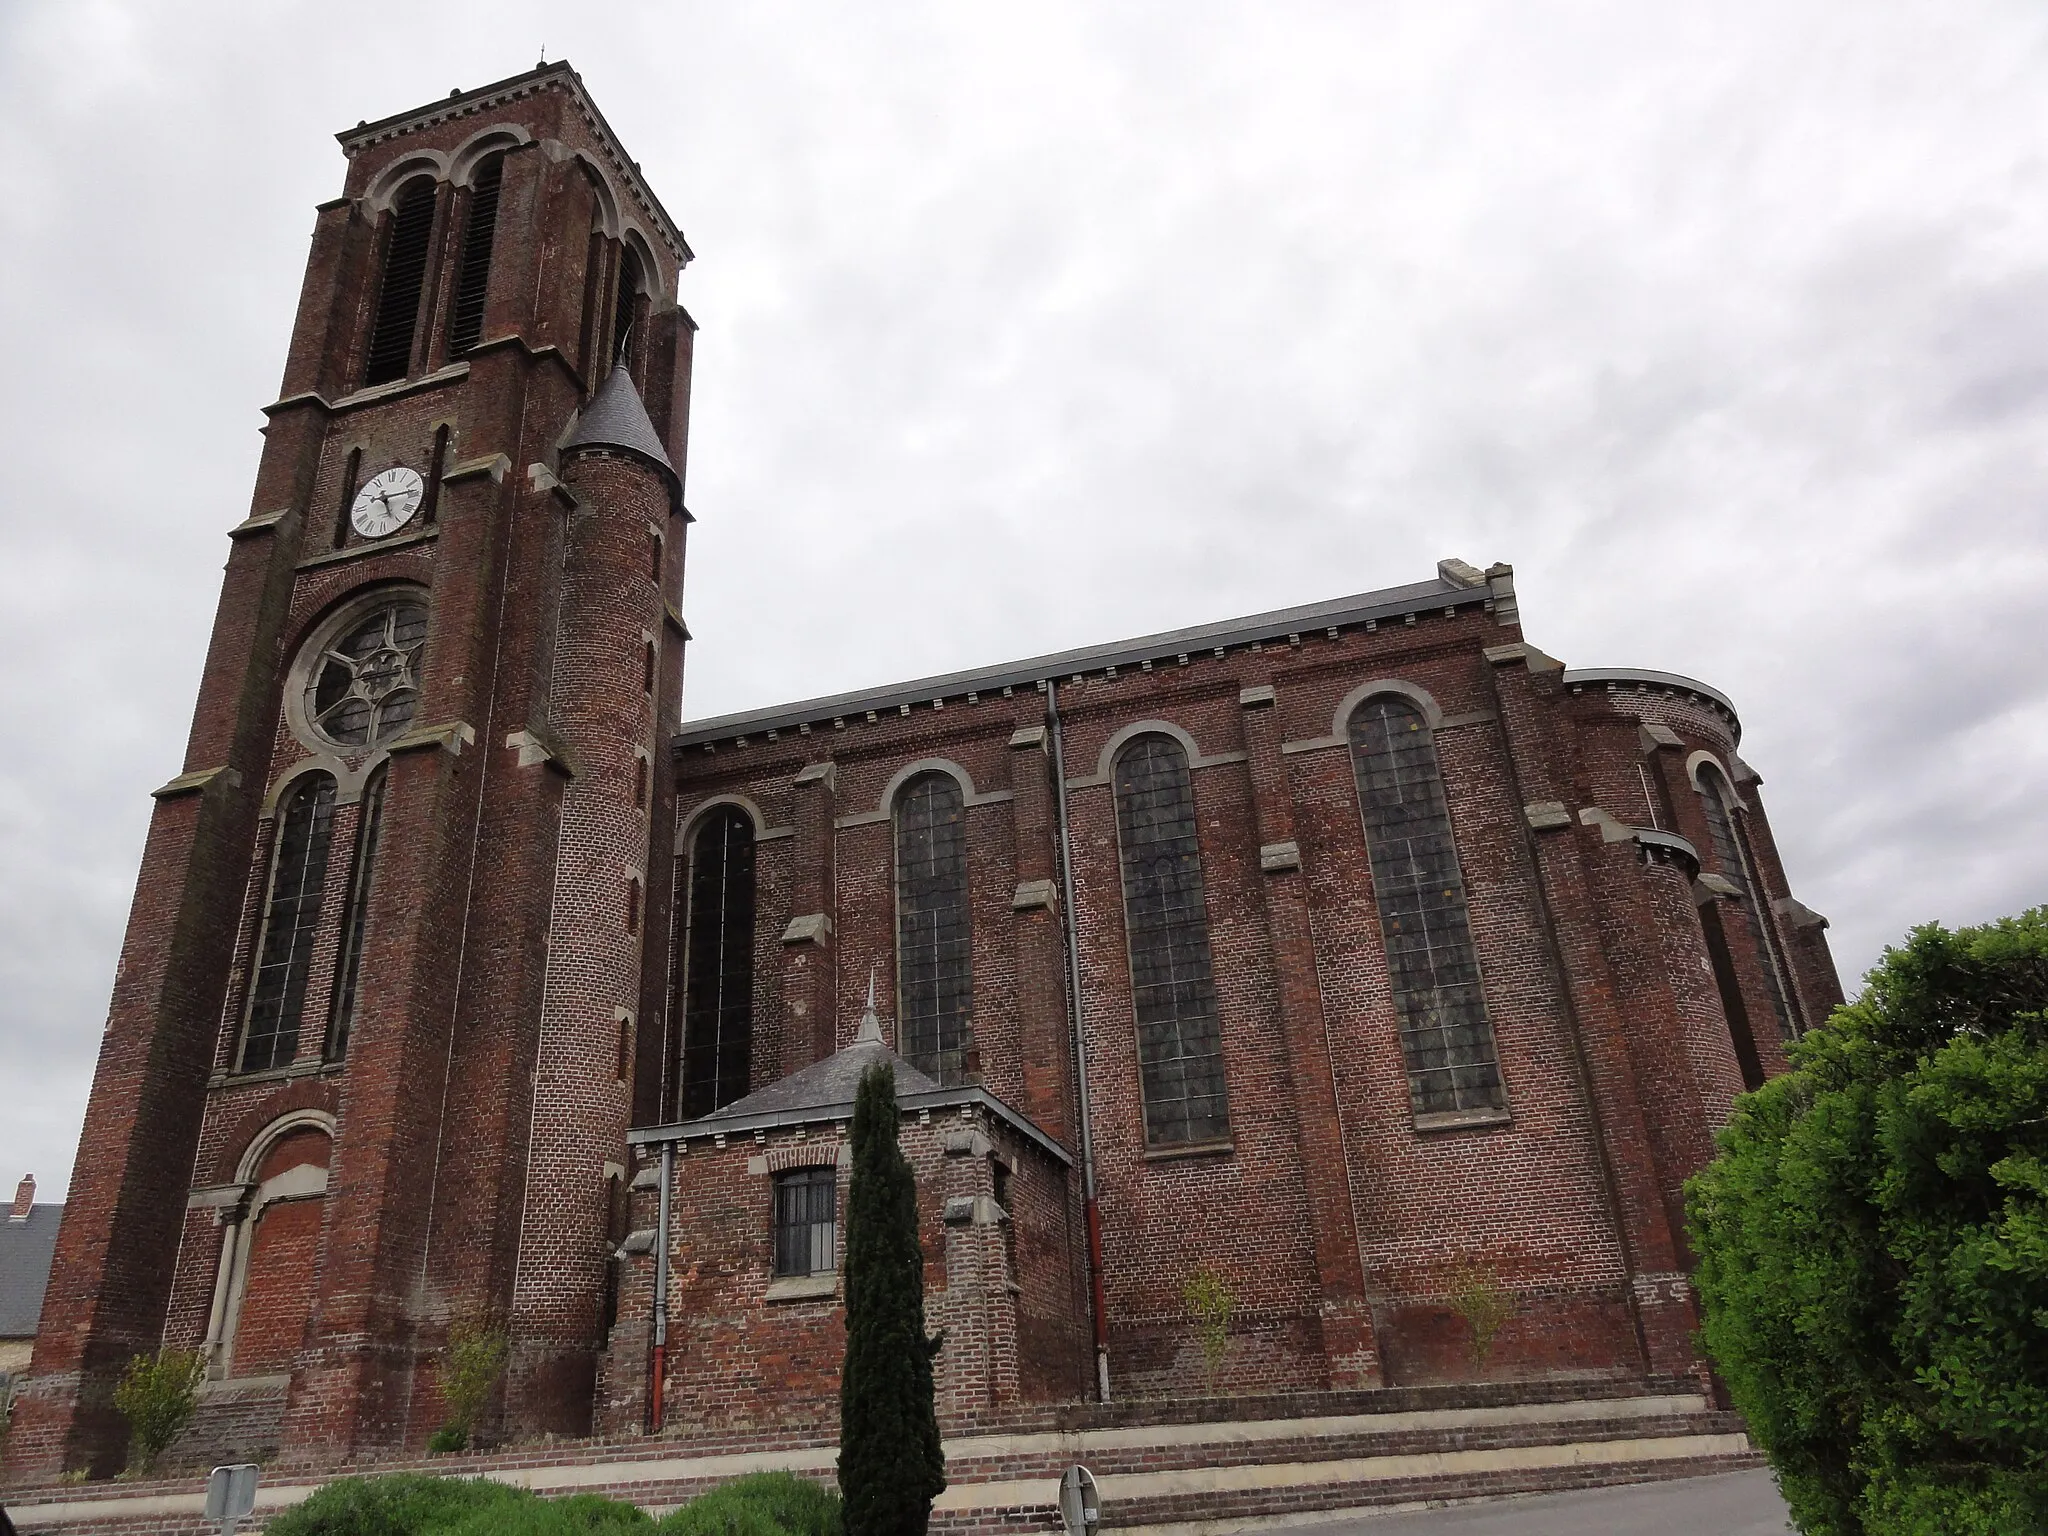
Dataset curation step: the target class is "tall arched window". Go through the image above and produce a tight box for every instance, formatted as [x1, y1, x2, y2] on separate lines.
[1113, 736, 1229, 1146]
[364, 178, 439, 385]
[680, 809, 756, 1117]
[241, 775, 338, 1074]
[1348, 695, 1504, 1116]
[895, 772, 973, 1085]
[446, 154, 504, 356]
[1696, 766, 1796, 1039]
[326, 765, 387, 1061]
[612, 246, 643, 368]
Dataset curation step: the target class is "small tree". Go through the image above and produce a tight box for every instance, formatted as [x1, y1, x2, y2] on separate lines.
[838, 1061, 946, 1536]
[1182, 1268, 1235, 1392]
[1688, 909, 2048, 1536]
[1448, 1263, 1513, 1369]
[111, 1347, 205, 1473]
[432, 1317, 510, 1453]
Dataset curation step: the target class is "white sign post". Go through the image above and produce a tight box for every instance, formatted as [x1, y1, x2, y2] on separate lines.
[1059, 1464, 1102, 1536]
[204, 1463, 260, 1535]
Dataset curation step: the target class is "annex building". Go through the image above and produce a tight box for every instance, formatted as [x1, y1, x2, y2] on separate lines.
[4, 64, 1841, 1481]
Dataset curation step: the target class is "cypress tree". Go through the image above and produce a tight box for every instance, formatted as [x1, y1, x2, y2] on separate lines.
[839, 1060, 947, 1536]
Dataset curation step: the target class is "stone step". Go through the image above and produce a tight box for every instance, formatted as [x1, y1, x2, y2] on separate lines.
[1, 1393, 1755, 1533]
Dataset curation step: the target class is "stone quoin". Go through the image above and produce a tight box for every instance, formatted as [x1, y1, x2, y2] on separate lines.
[2, 62, 1840, 1482]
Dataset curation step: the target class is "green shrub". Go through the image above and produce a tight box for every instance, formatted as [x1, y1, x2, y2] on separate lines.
[428, 1424, 470, 1455]
[1688, 909, 2048, 1535]
[264, 1473, 529, 1536]
[1182, 1268, 1235, 1390]
[436, 1318, 510, 1449]
[656, 1473, 840, 1536]
[443, 1491, 653, 1534]
[110, 1347, 205, 1472]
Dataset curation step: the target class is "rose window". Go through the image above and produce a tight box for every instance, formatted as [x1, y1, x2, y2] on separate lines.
[307, 600, 428, 746]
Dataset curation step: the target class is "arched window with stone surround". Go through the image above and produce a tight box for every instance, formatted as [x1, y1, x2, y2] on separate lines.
[326, 763, 387, 1062]
[679, 807, 756, 1117]
[240, 774, 338, 1074]
[1695, 763, 1797, 1040]
[1346, 693, 1504, 1117]
[364, 176, 439, 385]
[206, 1119, 331, 1380]
[894, 772, 974, 1085]
[1113, 734, 1229, 1147]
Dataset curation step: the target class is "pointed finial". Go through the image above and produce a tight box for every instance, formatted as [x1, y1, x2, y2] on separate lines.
[854, 964, 884, 1047]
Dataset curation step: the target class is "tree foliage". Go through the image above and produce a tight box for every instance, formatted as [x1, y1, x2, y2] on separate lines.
[432, 1317, 510, 1452]
[110, 1346, 204, 1472]
[1687, 909, 2048, 1535]
[837, 1061, 946, 1536]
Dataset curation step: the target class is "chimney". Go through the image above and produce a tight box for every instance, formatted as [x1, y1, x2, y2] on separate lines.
[11, 1174, 34, 1220]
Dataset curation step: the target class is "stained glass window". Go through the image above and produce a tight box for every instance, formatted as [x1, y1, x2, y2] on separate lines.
[680, 809, 755, 1117]
[1114, 736, 1229, 1146]
[307, 599, 428, 748]
[895, 773, 974, 1084]
[1348, 695, 1504, 1116]
[241, 774, 337, 1074]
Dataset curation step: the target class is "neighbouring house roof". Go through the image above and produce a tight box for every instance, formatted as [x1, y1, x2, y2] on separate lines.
[0, 1204, 62, 1340]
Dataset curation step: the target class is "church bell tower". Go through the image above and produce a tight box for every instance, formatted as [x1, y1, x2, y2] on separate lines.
[6, 63, 695, 1474]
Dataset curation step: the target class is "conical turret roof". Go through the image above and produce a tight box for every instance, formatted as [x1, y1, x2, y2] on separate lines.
[565, 364, 676, 478]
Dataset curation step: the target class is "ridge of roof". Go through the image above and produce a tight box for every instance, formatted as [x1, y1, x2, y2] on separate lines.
[673, 572, 1469, 749]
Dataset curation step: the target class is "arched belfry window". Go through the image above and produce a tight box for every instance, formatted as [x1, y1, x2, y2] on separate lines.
[1696, 766, 1797, 1039]
[612, 246, 643, 369]
[446, 154, 504, 356]
[1113, 736, 1229, 1147]
[1347, 695, 1504, 1116]
[364, 177, 440, 385]
[894, 773, 974, 1085]
[241, 775, 338, 1074]
[326, 764, 388, 1061]
[679, 809, 756, 1117]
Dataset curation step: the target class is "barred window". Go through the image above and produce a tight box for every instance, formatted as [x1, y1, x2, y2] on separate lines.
[1113, 736, 1229, 1146]
[680, 809, 756, 1117]
[1696, 767, 1796, 1038]
[446, 154, 503, 357]
[307, 599, 428, 748]
[895, 773, 974, 1084]
[326, 765, 387, 1061]
[364, 177, 438, 385]
[773, 1166, 837, 1278]
[241, 775, 338, 1074]
[1348, 695, 1504, 1116]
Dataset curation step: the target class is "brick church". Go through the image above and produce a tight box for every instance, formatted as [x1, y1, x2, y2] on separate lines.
[4, 64, 1842, 1478]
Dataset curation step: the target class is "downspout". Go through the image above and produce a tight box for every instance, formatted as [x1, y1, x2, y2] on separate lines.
[1046, 678, 1111, 1403]
[650, 1138, 674, 1431]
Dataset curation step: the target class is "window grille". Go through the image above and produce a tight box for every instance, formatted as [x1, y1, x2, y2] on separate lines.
[241, 775, 338, 1073]
[364, 178, 438, 385]
[1114, 737, 1229, 1145]
[895, 773, 974, 1084]
[446, 155, 503, 356]
[613, 247, 642, 368]
[326, 765, 386, 1061]
[1347, 696, 1504, 1116]
[1696, 768, 1796, 1038]
[680, 809, 756, 1117]
[773, 1166, 837, 1277]
[308, 599, 429, 747]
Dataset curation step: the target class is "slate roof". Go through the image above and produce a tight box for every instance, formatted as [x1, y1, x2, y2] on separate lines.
[566, 365, 676, 478]
[700, 998, 938, 1123]
[0, 1204, 62, 1339]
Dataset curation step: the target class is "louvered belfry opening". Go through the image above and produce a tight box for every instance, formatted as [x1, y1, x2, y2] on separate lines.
[1113, 736, 1230, 1147]
[612, 246, 642, 368]
[1347, 694, 1505, 1117]
[240, 775, 338, 1074]
[679, 808, 757, 1118]
[363, 178, 439, 385]
[446, 155, 504, 357]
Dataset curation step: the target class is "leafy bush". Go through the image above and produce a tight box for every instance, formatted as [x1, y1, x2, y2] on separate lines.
[428, 1424, 470, 1455]
[1447, 1263, 1513, 1368]
[265, 1473, 528, 1535]
[110, 1347, 205, 1472]
[443, 1491, 652, 1534]
[1687, 910, 2048, 1535]
[436, 1318, 510, 1450]
[1181, 1269, 1234, 1390]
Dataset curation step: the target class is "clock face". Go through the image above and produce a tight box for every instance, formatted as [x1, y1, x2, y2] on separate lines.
[350, 466, 425, 539]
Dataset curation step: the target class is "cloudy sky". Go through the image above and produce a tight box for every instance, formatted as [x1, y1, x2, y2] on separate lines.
[3, 1, 2045, 1199]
